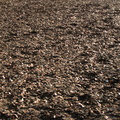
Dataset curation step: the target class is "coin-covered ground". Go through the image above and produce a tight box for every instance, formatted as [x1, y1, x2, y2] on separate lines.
[0, 0, 120, 119]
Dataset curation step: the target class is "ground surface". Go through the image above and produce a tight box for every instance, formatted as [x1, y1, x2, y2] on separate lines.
[0, 0, 120, 120]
